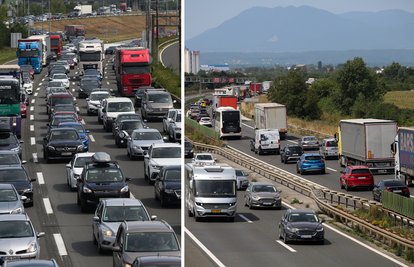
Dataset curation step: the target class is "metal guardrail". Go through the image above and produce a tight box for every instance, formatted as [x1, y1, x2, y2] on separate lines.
[186, 138, 414, 251]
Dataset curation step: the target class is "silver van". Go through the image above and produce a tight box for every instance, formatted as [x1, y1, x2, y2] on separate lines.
[319, 138, 338, 159]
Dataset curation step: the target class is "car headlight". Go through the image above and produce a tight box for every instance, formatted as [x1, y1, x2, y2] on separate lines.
[79, 88, 84, 91]
[101, 227, 115, 236]
[286, 225, 298, 232]
[27, 242, 38, 253]
[74, 174, 80, 179]
[251, 195, 259, 200]
[119, 132, 125, 138]
[164, 188, 174, 194]
[189, 149, 193, 153]
[11, 147, 20, 152]
[174, 127, 181, 131]
[150, 165, 162, 170]
[125, 264, 131, 267]
[132, 145, 140, 150]
[83, 187, 92, 193]
[47, 146, 56, 151]
[23, 188, 32, 194]
[147, 108, 153, 112]
[228, 202, 236, 207]
[77, 145, 84, 150]
[11, 207, 23, 214]
[316, 225, 324, 232]
[120, 186, 129, 193]
[274, 195, 281, 200]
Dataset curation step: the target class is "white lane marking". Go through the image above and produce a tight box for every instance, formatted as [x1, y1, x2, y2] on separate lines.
[43, 198, 53, 214]
[89, 135, 95, 142]
[41, 78, 44, 81]
[37, 172, 44, 185]
[31, 99, 35, 104]
[327, 167, 337, 172]
[276, 240, 297, 252]
[32, 153, 38, 163]
[30, 106, 34, 111]
[185, 227, 226, 267]
[36, 87, 40, 91]
[34, 92, 38, 97]
[53, 233, 68, 256]
[81, 119, 85, 125]
[105, 77, 108, 79]
[39, 83, 42, 86]
[282, 201, 409, 266]
[30, 137, 35, 145]
[75, 72, 78, 75]
[130, 192, 136, 199]
[72, 82, 75, 85]
[107, 82, 109, 85]
[30, 125, 34, 131]
[76, 107, 80, 112]
[239, 214, 252, 223]
[30, 115, 34, 120]
[72, 89, 75, 92]
[242, 123, 254, 129]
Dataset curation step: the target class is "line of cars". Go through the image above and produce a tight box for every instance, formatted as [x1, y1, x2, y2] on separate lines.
[186, 98, 212, 127]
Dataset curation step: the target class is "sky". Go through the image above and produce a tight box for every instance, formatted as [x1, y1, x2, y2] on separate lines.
[184, 0, 414, 40]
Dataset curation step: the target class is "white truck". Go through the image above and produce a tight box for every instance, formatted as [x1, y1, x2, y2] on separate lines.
[78, 40, 104, 74]
[27, 35, 51, 68]
[335, 119, 397, 174]
[262, 81, 273, 93]
[254, 103, 288, 140]
[73, 5, 92, 16]
[391, 127, 414, 186]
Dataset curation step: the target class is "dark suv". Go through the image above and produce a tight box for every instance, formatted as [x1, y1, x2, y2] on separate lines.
[154, 165, 181, 207]
[280, 145, 303, 164]
[112, 220, 181, 267]
[134, 87, 154, 108]
[77, 152, 131, 212]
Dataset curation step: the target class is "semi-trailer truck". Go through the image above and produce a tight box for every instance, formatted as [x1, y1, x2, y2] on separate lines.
[16, 39, 41, 73]
[73, 5, 92, 16]
[50, 35, 63, 59]
[254, 103, 288, 140]
[64, 25, 85, 39]
[391, 127, 414, 186]
[335, 119, 397, 174]
[78, 40, 104, 74]
[27, 35, 51, 69]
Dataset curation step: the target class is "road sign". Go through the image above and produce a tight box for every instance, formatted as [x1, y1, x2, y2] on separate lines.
[214, 78, 219, 83]
[229, 78, 234, 83]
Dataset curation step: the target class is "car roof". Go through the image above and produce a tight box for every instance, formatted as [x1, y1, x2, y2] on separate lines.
[132, 128, 158, 133]
[0, 213, 30, 221]
[250, 182, 274, 186]
[106, 97, 132, 103]
[0, 151, 19, 155]
[304, 153, 320, 156]
[152, 143, 181, 148]
[124, 220, 173, 232]
[136, 256, 181, 264]
[0, 183, 15, 189]
[58, 122, 83, 127]
[288, 209, 316, 214]
[102, 198, 144, 207]
[50, 93, 72, 97]
[348, 165, 370, 169]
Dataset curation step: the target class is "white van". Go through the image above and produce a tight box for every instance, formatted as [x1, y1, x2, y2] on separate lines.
[102, 97, 135, 132]
[254, 129, 280, 155]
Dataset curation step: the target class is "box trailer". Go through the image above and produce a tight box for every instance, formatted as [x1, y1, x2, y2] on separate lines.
[254, 103, 287, 139]
[392, 127, 414, 185]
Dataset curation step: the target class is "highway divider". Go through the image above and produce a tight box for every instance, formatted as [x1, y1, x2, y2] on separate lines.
[186, 138, 414, 252]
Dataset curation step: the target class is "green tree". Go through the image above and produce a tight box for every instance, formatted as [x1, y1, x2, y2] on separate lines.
[332, 57, 387, 115]
[51, 0, 66, 14]
[10, 21, 28, 39]
[317, 61, 322, 70]
[310, 79, 338, 99]
[383, 61, 402, 81]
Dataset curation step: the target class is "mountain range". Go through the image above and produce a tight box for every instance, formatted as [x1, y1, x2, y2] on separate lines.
[185, 6, 414, 53]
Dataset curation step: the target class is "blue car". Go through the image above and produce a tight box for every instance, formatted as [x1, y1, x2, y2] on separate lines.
[83, 69, 102, 81]
[296, 153, 325, 175]
[57, 122, 90, 151]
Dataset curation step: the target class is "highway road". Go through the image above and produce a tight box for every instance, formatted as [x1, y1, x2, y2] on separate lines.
[9, 42, 181, 267]
[184, 93, 412, 267]
[161, 42, 180, 76]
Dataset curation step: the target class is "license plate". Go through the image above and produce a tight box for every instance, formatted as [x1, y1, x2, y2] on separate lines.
[394, 190, 402, 193]
[262, 144, 268, 146]
[312, 165, 317, 167]
[212, 210, 221, 213]
[61, 152, 72, 156]
[2, 256, 20, 261]
[263, 202, 272, 205]
[301, 235, 312, 238]
[358, 177, 366, 179]
[293, 154, 298, 156]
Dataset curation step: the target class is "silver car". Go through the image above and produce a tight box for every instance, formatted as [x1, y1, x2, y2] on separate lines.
[92, 198, 156, 254]
[126, 129, 165, 160]
[45, 81, 64, 96]
[0, 151, 26, 167]
[0, 214, 45, 262]
[86, 91, 111, 116]
[235, 168, 249, 190]
[244, 182, 282, 209]
[319, 138, 339, 159]
[0, 184, 26, 214]
[298, 136, 320, 150]
[66, 152, 96, 189]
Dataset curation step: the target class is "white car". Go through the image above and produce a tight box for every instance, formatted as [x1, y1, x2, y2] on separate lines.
[143, 143, 181, 184]
[22, 79, 33, 94]
[163, 109, 179, 134]
[65, 152, 96, 189]
[50, 73, 70, 89]
[168, 110, 181, 142]
[199, 117, 212, 127]
[86, 91, 111, 116]
[192, 153, 216, 166]
[127, 7, 132, 12]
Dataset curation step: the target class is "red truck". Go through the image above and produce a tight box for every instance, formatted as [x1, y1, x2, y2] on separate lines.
[115, 47, 152, 96]
[50, 35, 63, 58]
[64, 25, 85, 39]
[120, 3, 127, 12]
[217, 96, 237, 110]
[250, 83, 262, 94]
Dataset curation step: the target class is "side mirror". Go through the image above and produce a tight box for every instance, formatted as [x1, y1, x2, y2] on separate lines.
[20, 196, 27, 201]
[77, 178, 82, 182]
[126, 177, 131, 181]
[21, 160, 27, 164]
[245, 173, 249, 176]
[189, 180, 193, 189]
[151, 215, 157, 221]
[30, 177, 36, 182]
[86, 130, 90, 133]
[112, 246, 121, 252]
[278, 190, 283, 193]
[85, 98, 89, 101]
[340, 171, 344, 174]
[66, 164, 71, 168]
[93, 216, 99, 221]
[37, 232, 46, 238]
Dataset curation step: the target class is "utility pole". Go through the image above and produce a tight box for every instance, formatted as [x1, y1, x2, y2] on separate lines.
[41, 0, 43, 33]
[48, 0, 50, 33]
[156, 0, 158, 64]
[27, 0, 29, 37]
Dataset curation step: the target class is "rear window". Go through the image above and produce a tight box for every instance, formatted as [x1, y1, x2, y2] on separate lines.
[326, 141, 338, 147]
[289, 146, 302, 152]
[384, 180, 405, 187]
[351, 169, 371, 175]
[305, 155, 322, 160]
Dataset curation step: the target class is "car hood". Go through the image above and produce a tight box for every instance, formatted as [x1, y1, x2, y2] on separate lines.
[288, 221, 322, 230]
[80, 85, 99, 90]
[174, 122, 182, 129]
[48, 140, 83, 146]
[0, 144, 19, 150]
[131, 139, 164, 147]
[164, 181, 181, 190]
[101, 221, 122, 235]
[0, 201, 22, 213]
[150, 158, 181, 166]
[0, 237, 36, 251]
[73, 167, 84, 176]
[4, 182, 31, 192]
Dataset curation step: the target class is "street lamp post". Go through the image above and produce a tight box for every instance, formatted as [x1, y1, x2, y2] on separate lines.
[42, 0, 43, 33]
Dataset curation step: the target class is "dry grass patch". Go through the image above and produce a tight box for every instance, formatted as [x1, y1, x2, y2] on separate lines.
[384, 91, 414, 110]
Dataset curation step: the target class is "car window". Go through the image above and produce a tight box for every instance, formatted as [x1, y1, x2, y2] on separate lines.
[196, 155, 213, 161]
[289, 147, 302, 152]
[125, 232, 179, 252]
[235, 170, 245, 176]
[152, 147, 180, 158]
[164, 169, 181, 181]
[351, 169, 371, 175]
[289, 213, 318, 222]
[121, 122, 144, 130]
[0, 169, 28, 182]
[133, 132, 161, 140]
[304, 155, 322, 160]
[0, 133, 18, 145]
[74, 156, 92, 168]
[0, 221, 33, 238]
[383, 180, 405, 187]
[0, 189, 18, 202]
[327, 141, 337, 147]
[304, 137, 317, 141]
[252, 185, 276, 192]
[103, 206, 149, 222]
[0, 154, 20, 165]
[86, 169, 123, 183]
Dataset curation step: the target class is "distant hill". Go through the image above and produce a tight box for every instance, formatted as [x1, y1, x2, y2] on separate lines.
[186, 6, 414, 53]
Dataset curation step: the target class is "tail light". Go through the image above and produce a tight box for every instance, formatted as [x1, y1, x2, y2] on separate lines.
[221, 128, 223, 133]
[302, 142, 306, 145]
[326, 142, 328, 148]
[278, 139, 280, 145]
[259, 140, 261, 144]
[385, 189, 392, 192]
[403, 188, 410, 193]
[286, 151, 289, 155]
[303, 160, 309, 163]
[316, 141, 319, 145]
[319, 160, 324, 163]
[238, 127, 241, 133]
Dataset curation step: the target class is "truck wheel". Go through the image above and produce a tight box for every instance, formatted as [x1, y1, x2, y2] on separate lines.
[300, 167, 304, 175]
[254, 148, 257, 154]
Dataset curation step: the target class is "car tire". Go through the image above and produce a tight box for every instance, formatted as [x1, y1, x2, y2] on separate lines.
[80, 200, 87, 212]
[296, 165, 300, 174]
[345, 182, 350, 191]
[279, 227, 283, 239]
[284, 157, 287, 164]
[188, 207, 193, 217]
[300, 166, 304, 175]
[194, 208, 199, 222]
[93, 232, 97, 244]
[43, 148, 46, 159]
[321, 169, 325, 174]
[244, 197, 248, 207]
[160, 195, 166, 207]
[283, 232, 290, 244]
[254, 148, 257, 154]
[154, 189, 159, 200]
[379, 194, 382, 203]
[228, 217, 234, 222]
[97, 241, 104, 254]
[87, 110, 92, 116]
[144, 167, 148, 180]
[27, 201, 34, 207]
[340, 179, 345, 189]
[77, 194, 81, 206]
[281, 156, 284, 163]
[249, 199, 253, 210]
[98, 115, 102, 124]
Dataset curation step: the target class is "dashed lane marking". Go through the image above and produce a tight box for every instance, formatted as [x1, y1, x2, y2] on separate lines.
[276, 240, 297, 252]
[43, 198, 53, 214]
[89, 135, 95, 142]
[239, 214, 252, 223]
[30, 125, 34, 131]
[37, 172, 44, 185]
[30, 115, 34, 120]
[32, 153, 38, 163]
[30, 106, 34, 111]
[30, 137, 35, 146]
[53, 233, 68, 256]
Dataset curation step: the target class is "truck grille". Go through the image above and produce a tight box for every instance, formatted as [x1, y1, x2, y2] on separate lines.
[129, 78, 145, 84]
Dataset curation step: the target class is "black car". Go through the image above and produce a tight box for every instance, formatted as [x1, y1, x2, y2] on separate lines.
[78, 78, 101, 98]
[2, 259, 59, 267]
[43, 128, 86, 162]
[114, 120, 147, 148]
[279, 209, 325, 245]
[0, 166, 36, 207]
[280, 145, 303, 164]
[185, 141, 193, 158]
[372, 179, 410, 202]
[48, 64, 67, 76]
[112, 113, 145, 136]
[154, 165, 181, 207]
[134, 87, 154, 108]
[47, 116, 77, 132]
[77, 152, 131, 212]
[105, 46, 117, 55]
[0, 129, 23, 159]
[67, 12, 75, 18]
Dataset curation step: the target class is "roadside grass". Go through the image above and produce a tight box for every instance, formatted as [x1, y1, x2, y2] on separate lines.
[152, 62, 180, 98]
[0, 48, 16, 65]
[384, 91, 414, 110]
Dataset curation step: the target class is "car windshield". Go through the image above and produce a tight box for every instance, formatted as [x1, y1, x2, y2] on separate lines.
[81, 80, 99, 86]
[0, 133, 18, 145]
[327, 141, 338, 147]
[151, 147, 180, 158]
[175, 116, 182, 122]
[304, 155, 322, 160]
[195, 180, 236, 197]
[164, 169, 181, 181]
[103, 206, 149, 222]
[185, 142, 192, 148]
[51, 97, 73, 105]
[20, 66, 32, 71]
[90, 93, 109, 101]
[86, 169, 123, 183]
[0, 169, 28, 182]
[235, 170, 245, 176]
[133, 131, 161, 140]
[85, 70, 99, 75]
[288, 213, 319, 223]
[0, 189, 17, 202]
[304, 137, 317, 141]
[108, 102, 133, 112]
[125, 232, 179, 252]
[51, 117, 76, 126]
[121, 122, 144, 130]
[0, 221, 33, 238]
[289, 146, 302, 152]
[384, 180, 405, 187]
[0, 153, 20, 165]
[50, 88, 66, 94]
[196, 155, 213, 161]
[148, 94, 171, 103]
[50, 129, 79, 140]
[55, 106, 76, 112]
[252, 185, 277, 193]
[74, 156, 92, 167]
[48, 81, 64, 87]
[60, 124, 84, 133]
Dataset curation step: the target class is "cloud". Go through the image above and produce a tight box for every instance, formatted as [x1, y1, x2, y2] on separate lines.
[268, 35, 278, 42]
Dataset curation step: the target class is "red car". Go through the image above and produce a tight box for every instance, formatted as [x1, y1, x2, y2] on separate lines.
[340, 165, 374, 191]
[20, 103, 27, 118]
